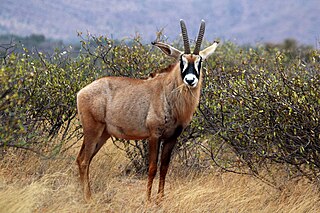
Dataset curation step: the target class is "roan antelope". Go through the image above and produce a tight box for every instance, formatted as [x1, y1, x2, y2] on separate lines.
[76, 19, 219, 202]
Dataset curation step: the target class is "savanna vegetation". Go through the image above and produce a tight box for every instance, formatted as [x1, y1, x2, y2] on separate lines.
[0, 33, 320, 212]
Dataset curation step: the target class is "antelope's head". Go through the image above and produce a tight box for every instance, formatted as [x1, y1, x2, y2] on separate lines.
[152, 19, 219, 88]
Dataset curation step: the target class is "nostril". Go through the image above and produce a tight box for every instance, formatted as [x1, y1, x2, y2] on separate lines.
[186, 78, 194, 85]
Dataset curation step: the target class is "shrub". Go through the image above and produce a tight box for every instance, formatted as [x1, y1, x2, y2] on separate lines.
[1, 34, 320, 184]
[199, 42, 320, 182]
[0, 44, 96, 154]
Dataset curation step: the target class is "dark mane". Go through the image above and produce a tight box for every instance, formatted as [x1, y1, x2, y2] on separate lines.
[148, 63, 177, 78]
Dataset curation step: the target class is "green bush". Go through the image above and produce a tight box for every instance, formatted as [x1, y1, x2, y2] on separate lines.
[0, 45, 97, 154]
[199, 42, 320, 181]
[1, 34, 320, 184]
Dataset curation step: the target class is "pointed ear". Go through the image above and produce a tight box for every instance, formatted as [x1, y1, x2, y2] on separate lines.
[199, 41, 219, 60]
[152, 41, 182, 59]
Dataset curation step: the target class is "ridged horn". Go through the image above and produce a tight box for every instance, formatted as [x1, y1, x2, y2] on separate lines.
[180, 19, 190, 54]
[193, 20, 205, 55]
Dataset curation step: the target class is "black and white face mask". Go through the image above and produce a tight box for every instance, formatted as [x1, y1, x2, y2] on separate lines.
[180, 54, 202, 88]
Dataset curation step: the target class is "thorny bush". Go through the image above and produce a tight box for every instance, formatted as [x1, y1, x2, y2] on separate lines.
[199, 42, 320, 184]
[1, 34, 320, 185]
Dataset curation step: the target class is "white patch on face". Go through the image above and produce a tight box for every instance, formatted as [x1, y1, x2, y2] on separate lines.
[194, 56, 201, 74]
[184, 73, 199, 88]
[182, 55, 188, 73]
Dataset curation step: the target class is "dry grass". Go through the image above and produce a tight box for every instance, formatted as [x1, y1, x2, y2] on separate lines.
[0, 141, 320, 213]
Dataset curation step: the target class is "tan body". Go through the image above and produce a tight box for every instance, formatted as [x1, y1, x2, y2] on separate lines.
[76, 19, 219, 202]
[77, 62, 201, 140]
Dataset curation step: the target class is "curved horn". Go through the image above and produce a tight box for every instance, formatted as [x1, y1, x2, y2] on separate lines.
[180, 19, 191, 54]
[193, 20, 205, 55]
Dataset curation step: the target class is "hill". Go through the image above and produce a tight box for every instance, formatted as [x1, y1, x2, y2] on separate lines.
[1, 0, 319, 45]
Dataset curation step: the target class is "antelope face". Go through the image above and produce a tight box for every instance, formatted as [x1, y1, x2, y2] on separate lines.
[180, 54, 202, 88]
[153, 19, 219, 88]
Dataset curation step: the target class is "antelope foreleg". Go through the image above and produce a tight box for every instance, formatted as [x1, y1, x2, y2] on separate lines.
[158, 137, 177, 199]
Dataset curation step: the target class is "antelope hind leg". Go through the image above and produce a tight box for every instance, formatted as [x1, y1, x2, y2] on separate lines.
[77, 120, 108, 202]
[146, 136, 160, 201]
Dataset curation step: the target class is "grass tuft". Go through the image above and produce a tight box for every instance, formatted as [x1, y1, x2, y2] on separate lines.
[0, 142, 320, 212]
